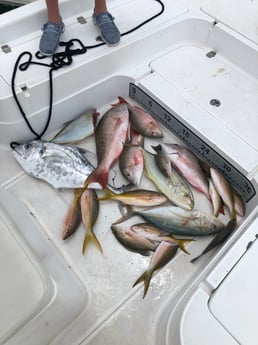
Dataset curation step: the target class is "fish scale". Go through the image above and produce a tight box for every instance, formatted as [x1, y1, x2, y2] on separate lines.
[12, 140, 95, 189]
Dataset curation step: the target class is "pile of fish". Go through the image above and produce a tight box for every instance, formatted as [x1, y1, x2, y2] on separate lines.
[12, 96, 245, 298]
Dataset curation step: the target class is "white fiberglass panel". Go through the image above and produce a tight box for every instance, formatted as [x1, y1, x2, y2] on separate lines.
[201, 0, 258, 45]
[209, 234, 258, 345]
[0, 213, 45, 341]
[150, 45, 258, 152]
[0, 189, 87, 345]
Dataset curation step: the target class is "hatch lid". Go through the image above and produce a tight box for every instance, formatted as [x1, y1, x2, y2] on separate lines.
[0, 188, 87, 345]
[208, 233, 258, 345]
[163, 216, 258, 345]
[201, 0, 258, 45]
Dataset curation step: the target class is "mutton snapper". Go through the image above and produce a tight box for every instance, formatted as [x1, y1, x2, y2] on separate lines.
[12, 140, 95, 189]
[119, 129, 144, 186]
[114, 205, 225, 236]
[86, 103, 129, 190]
[115, 96, 163, 138]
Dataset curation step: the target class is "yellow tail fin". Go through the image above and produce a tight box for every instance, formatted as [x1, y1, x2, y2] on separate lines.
[82, 229, 103, 254]
[132, 269, 153, 299]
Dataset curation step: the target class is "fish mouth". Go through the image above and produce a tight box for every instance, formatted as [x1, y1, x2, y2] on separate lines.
[11, 143, 23, 156]
[12, 147, 22, 156]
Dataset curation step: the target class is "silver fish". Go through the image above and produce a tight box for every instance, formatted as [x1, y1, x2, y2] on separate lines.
[51, 109, 99, 144]
[114, 205, 225, 236]
[133, 241, 179, 298]
[153, 143, 210, 200]
[12, 140, 95, 189]
[142, 148, 194, 210]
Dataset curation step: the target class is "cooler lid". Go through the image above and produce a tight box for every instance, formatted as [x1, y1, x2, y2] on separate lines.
[209, 233, 258, 345]
[165, 216, 258, 345]
[0, 189, 87, 345]
[201, 0, 258, 45]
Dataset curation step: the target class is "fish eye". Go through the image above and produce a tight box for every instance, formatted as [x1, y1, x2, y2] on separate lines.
[24, 143, 32, 150]
[39, 148, 45, 156]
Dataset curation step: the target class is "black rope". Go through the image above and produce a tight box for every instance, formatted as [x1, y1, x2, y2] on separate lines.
[10, 0, 165, 147]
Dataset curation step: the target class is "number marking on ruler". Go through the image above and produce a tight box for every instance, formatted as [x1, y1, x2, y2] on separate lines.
[129, 83, 256, 202]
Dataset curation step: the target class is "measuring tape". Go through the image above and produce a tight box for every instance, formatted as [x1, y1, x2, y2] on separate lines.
[129, 82, 256, 203]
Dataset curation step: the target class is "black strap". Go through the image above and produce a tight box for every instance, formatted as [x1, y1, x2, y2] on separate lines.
[10, 0, 165, 146]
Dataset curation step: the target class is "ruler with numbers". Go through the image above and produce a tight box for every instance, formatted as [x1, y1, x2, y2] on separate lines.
[129, 82, 255, 202]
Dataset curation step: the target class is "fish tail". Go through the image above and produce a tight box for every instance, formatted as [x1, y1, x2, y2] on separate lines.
[111, 96, 128, 107]
[191, 219, 237, 263]
[112, 205, 133, 225]
[82, 228, 103, 254]
[190, 254, 202, 264]
[177, 239, 193, 255]
[93, 109, 100, 129]
[231, 208, 237, 221]
[85, 167, 109, 190]
[118, 96, 128, 104]
[98, 188, 116, 201]
[132, 269, 153, 299]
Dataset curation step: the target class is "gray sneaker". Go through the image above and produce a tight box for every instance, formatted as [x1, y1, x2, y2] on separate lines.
[39, 20, 65, 56]
[92, 12, 120, 46]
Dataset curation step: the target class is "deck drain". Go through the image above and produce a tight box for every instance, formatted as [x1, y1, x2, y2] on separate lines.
[210, 98, 221, 107]
[1, 44, 11, 53]
[77, 16, 87, 24]
[206, 51, 216, 58]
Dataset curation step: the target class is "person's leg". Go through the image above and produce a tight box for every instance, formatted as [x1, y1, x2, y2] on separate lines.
[93, 0, 120, 46]
[45, 0, 62, 24]
[39, 0, 65, 56]
[94, 0, 107, 15]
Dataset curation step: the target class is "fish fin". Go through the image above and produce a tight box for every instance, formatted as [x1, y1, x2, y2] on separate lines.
[73, 188, 85, 206]
[132, 269, 153, 299]
[190, 253, 202, 264]
[191, 219, 237, 263]
[93, 109, 100, 129]
[111, 96, 128, 107]
[85, 167, 109, 190]
[214, 205, 225, 217]
[177, 239, 194, 255]
[82, 228, 103, 254]
[118, 96, 128, 104]
[98, 188, 116, 201]
[112, 205, 133, 225]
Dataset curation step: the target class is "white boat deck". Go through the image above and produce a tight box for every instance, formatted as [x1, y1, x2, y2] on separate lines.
[0, 0, 258, 344]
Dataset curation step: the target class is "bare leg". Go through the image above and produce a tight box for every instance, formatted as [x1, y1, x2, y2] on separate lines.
[45, 0, 62, 24]
[94, 0, 107, 15]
